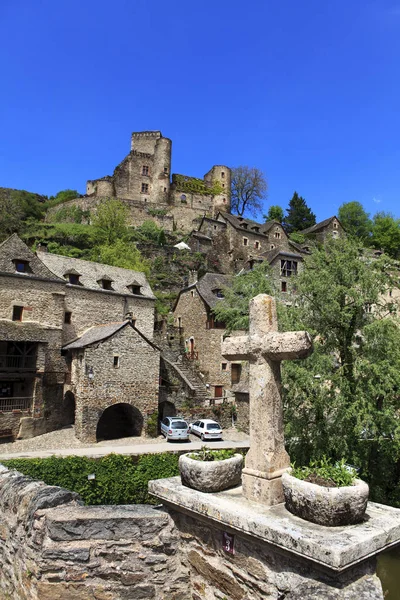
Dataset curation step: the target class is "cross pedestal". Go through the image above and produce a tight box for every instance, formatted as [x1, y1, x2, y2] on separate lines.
[222, 294, 313, 506]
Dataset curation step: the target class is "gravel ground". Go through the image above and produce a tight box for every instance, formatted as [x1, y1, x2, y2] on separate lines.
[0, 425, 249, 455]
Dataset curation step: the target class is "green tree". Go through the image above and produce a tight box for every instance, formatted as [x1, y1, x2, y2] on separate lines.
[212, 262, 275, 331]
[283, 191, 316, 233]
[92, 239, 149, 274]
[230, 166, 268, 217]
[92, 198, 129, 245]
[264, 205, 284, 223]
[0, 195, 24, 239]
[371, 212, 400, 258]
[48, 189, 80, 206]
[338, 201, 371, 240]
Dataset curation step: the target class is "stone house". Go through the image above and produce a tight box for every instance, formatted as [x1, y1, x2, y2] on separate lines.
[48, 130, 231, 233]
[299, 215, 345, 246]
[247, 246, 306, 295]
[0, 234, 157, 442]
[173, 272, 247, 402]
[63, 319, 159, 443]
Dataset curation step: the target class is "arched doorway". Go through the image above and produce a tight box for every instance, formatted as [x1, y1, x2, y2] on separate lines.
[96, 403, 143, 441]
[63, 391, 75, 425]
[159, 400, 176, 422]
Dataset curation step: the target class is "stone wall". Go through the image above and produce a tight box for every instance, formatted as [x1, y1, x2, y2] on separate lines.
[0, 465, 188, 600]
[71, 325, 160, 442]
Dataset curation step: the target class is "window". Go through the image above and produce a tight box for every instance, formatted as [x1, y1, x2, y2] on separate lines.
[231, 363, 242, 384]
[14, 260, 29, 273]
[142, 165, 149, 176]
[254, 241, 260, 249]
[365, 303, 373, 314]
[164, 167, 168, 174]
[99, 278, 113, 290]
[333, 222, 338, 229]
[68, 274, 80, 285]
[222, 184, 225, 188]
[281, 281, 287, 293]
[241, 223, 248, 229]
[243, 237, 249, 246]
[270, 244, 275, 250]
[181, 194, 187, 203]
[280, 260, 298, 277]
[64, 311, 72, 324]
[221, 172, 225, 178]
[274, 231, 281, 239]
[214, 386, 223, 398]
[12, 306, 23, 321]
[332, 230, 338, 237]
[129, 285, 141, 295]
[213, 289, 224, 299]
[164, 187, 167, 192]
[141, 183, 149, 193]
[191, 290, 195, 297]
[223, 198, 226, 203]
[221, 363, 227, 371]
[113, 356, 120, 368]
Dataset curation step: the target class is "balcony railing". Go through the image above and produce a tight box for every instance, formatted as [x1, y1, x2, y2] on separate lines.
[0, 397, 33, 412]
[0, 355, 37, 371]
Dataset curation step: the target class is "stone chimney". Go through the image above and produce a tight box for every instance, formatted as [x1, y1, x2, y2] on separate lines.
[37, 242, 48, 253]
[188, 270, 198, 286]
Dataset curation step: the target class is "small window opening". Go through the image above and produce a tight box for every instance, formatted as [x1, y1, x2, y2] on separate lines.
[274, 231, 281, 239]
[68, 274, 80, 285]
[333, 222, 338, 229]
[12, 306, 23, 321]
[142, 165, 149, 176]
[254, 241, 260, 249]
[243, 237, 249, 246]
[164, 187, 167, 192]
[221, 172, 225, 178]
[231, 363, 242, 384]
[270, 244, 275, 250]
[221, 363, 227, 371]
[281, 281, 287, 293]
[113, 356, 120, 368]
[130, 285, 141, 295]
[191, 290, 195, 297]
[14, 260, 29, 273]
[164, 167, 168, 174]
[223, 198, 226, 203]
[141, 183, 149, 193]
[101, 279, 112, 290]
[64, 311, 72, 324]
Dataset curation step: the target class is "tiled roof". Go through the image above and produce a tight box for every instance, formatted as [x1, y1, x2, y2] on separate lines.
[196, 273, 232, 309]
[218, 212, 281, 236]
[63, 322, 127, 349]
[299, 216, 339, 235]
[0, 234, 64, 281]
[37, 251, 155, 298]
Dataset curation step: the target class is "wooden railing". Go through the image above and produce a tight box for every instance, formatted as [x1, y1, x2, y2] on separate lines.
[0, 355, 37, 371]
[0, 397, 33, 412]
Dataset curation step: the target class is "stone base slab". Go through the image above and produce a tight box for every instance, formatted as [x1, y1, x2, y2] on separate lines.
[149, 476, 400, 572]
[242, 470, 284, 505]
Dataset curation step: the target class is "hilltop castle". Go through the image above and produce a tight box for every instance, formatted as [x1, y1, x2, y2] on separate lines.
[58, 131, 232, 232]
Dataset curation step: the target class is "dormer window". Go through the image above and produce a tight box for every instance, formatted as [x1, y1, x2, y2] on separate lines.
[252, 226, 260, 233]
[97, 275, 114, 291]
[64, 269, 82, 285]
[213, 289, 224, 299]
[241, 223, 248, 229]
[13, 260, 29, 273]
[127, 280, 142, 295]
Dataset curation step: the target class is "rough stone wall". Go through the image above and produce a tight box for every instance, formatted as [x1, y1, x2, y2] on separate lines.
[63, 286, 154, 344]
[72, 325, 159, 442]
[170, 510, 384, 600]
[227, 222, 290, 271]
[0, 465, 189, 600]
[173, 290, 245, 399]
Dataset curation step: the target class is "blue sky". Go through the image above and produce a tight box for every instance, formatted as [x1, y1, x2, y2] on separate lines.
[1, 0, 399, 221]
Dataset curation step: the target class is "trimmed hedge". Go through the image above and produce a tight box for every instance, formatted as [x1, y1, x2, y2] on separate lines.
[2, 453, 180, 506]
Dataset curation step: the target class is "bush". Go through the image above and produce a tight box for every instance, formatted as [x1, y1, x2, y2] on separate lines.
[291, 457, 356, 487]
[2, 453, 180, 505]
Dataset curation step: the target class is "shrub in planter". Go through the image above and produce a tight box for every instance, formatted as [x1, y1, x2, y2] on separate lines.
[282, 458, 369, 526]
[179, 447, 243, 493]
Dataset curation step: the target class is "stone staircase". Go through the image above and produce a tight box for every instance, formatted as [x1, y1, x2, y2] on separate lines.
[172, 360, 211, 404]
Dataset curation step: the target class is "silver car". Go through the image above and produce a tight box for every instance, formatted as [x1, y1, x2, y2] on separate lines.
[160, 417, 190, 442]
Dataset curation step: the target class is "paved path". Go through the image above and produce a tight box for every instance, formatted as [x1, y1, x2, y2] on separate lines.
[0, 438, 249, 461]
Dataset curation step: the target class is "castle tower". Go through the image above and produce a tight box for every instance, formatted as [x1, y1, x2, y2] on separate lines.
[204, 165, 231, 214]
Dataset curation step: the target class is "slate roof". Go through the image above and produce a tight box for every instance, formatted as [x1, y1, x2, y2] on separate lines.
[299, 216, 342, 235]
[37, 251, 155, 298]
[0, 234, 64, 282]
[196, 273, 232, 309]
[218, 212, 281, 236]
[63, 322, 127, 349]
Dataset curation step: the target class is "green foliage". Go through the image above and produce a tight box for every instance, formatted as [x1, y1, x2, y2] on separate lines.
[92, 198, 129, 245]
[134, 220, 164, 243]
[230, 166, 267, 217]
[280, 237, 400, 506]
[187, 447, 236, 461]
[212, 262, 275, 331]
[371, 212, 400, 258]
[146, 412, 159, 438]
[147, 207, 168, 217]
[0, 188, 47, 239]
[291, 457, 356, 487]
[338, 201, 371, 241]
[264, 205, 284, 223]
[46, 189, 80, 207]
[92, 239, 149, 274]
[173, 175, 224, 196]
[289, 231, 306, 244]
[283, 191, 316, 233]
[48, 205, 90, 224]
[2, 453, 180, 505]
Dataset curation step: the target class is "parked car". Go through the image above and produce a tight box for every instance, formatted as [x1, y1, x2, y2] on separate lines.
[160, 416, 190, 442]
[189, 419, 223, 441]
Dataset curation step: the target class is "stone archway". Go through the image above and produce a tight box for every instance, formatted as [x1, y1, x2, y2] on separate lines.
[63, 391, 76, 425]
[96, 403, 144, 442]
[159, 400, 176, 422]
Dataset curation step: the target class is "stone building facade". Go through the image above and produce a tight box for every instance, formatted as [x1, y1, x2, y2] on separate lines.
[0, 235, 157, 442]
[67, 130, 231, 232]
[299, 215, 345, 246]
[173, 273, 247, 402]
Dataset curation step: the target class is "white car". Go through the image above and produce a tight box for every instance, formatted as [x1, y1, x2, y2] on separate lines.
[189, 419, 223, 441]
[160, 417, 190, 442]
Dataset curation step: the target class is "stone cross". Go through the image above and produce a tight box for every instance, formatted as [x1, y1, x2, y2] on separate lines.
[222, 294, 313, 506]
